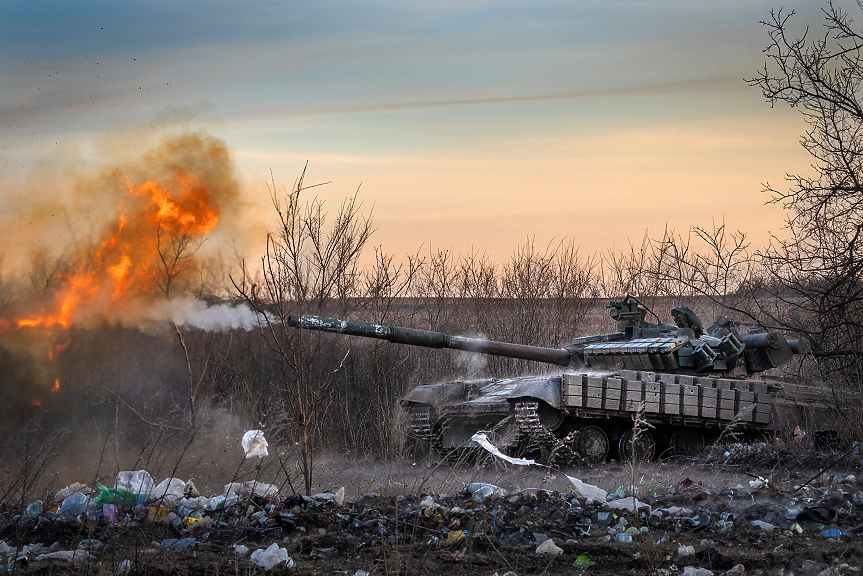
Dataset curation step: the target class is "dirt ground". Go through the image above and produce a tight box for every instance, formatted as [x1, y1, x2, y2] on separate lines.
[4, 446, 863, 575]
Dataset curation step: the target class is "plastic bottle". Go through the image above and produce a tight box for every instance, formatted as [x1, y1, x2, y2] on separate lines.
[59, 492, 88, 519]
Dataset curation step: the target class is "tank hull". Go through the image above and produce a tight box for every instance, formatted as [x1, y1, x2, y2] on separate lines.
[402, 369, 844, 463]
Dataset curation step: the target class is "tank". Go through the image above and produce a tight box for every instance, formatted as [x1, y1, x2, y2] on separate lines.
[287, 297, 841, 463]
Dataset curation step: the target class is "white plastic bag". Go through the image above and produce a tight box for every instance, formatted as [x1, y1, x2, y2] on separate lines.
[242, 430, 268, 458]
[246, 481, 279, 499]
[234, 544, 249, 556]
[152, 478, 186, 503]
[536, 538, 563, 556]
[682, 567, 713, 576]
[607, 496, 650, 514]
[250, 543, 293, 570]
[53, 482, 90, 503]
[36, 550, 94, 563]
[470, 432, 535, 466]
[565, 474, 608, 504]
[115, 470, 154, 497]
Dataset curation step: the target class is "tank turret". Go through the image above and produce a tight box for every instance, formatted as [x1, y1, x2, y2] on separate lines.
[288, 296, 805, 377]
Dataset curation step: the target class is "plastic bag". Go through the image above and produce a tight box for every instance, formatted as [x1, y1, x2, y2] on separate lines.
[161, 538, 198, 550]
[607, 496, 650, 514]
[536, 539, 563, 556]
[573, 553, 595, 569]
[566, 475, 607, 504]
[53, 482, 90, 504]
[152, 478, 185, 503]
[250, 543, 293, 570]
[24, 500, 43, 520]
[35, 550, 94, 563]
[94, 484, 136, 508]
[242, 430, 268, 458]
[115, 470, 154, 497]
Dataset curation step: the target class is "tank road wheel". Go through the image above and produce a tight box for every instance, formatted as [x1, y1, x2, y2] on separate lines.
[574, 426, 609, 464]
[618, 429, 656, 462]
[669, 429, 708, 458]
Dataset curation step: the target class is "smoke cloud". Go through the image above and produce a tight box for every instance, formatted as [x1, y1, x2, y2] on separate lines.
[142, 298, 271, 332]
[2, 129, 246, 332]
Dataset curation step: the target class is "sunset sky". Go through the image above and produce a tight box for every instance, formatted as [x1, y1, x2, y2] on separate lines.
[0, 0, 829, 265]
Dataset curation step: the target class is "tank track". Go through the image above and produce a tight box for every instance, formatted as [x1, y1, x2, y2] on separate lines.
[407, 407, 444, 456]
[514, 401, 579, 466]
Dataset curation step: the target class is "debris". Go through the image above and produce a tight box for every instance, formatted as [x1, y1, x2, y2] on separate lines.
[77, 540, 103, 550]
[748, 477, 767, 489]
[161, 538, 198, 549]
[59, 491, 89, 519]
[439, 552, 489, 564]
[242, 429, 268, 458]
[185, 479, 200, 497]
[148, 507, 169, 523]
[565, 475, 608, 503]
[536, 538, 563, 555]
[35, 550, 94, 563]
[312, 486, 345, 504]
[446, 530, 466, 544]
[152, 478, 186, 503]
[682, 567, 714, 576]
[24, 500, 43, 520]
[751, 520, 774, 532]
[102, 504, 117, 524]
[679, 545, 695, 557]
[234, 544, 249, 556]
[573, 553, 595, 569]
[116, 559, 131, 575]
[471, 432, 535, 465]
[468, 482, 507, 502]
[794, 425, 807, 443]
[607, 496, 650, 514]
[115, 470, 154, 498]
[53, 482, 91, 503]
[244, 480, 279, 499]
[250, 543, 292, 570]
[799, 507, 837, 523]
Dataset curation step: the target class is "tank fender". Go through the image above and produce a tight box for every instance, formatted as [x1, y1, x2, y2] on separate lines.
[507, 376, 562, 409]
[400, 383, 446, 406]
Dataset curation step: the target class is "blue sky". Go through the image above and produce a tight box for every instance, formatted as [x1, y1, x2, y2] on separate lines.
[0, 0, 831, 264]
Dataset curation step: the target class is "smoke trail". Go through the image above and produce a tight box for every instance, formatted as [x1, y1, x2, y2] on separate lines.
[165, 298, 273, 331]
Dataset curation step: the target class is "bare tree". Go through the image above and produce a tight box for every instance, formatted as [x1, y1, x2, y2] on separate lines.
[749, 2, 863, 397]
[234, 166, 374, 495]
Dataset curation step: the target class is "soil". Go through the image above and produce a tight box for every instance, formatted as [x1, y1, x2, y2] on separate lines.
[4, 447, 863, 575]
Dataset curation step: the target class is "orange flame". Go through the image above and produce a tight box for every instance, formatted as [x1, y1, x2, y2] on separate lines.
[53, 379, 60, 392]
[15, 169, 221, 329]
[48, 340, 71, 360]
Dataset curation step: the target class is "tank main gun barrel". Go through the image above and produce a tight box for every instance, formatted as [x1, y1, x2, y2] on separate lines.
[287, 315, 574, 367]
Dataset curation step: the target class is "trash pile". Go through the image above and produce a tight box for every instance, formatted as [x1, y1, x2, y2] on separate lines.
[0, 433, 862, 574]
